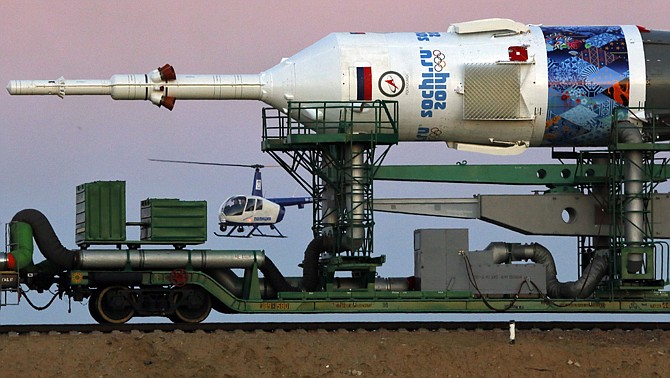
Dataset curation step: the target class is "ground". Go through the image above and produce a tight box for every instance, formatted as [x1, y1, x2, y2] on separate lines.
[0, 328, 668, 377]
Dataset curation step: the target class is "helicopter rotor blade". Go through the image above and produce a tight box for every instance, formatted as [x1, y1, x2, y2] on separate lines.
[149, 159, 279, 169]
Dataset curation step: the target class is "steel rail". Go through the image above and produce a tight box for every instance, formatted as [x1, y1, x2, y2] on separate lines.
[0, 321, 668, 335]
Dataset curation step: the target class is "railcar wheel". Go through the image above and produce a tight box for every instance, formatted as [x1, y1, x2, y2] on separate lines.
[88, 290, 105, 324]
[169, 285, 212, 323]
[96, 286, 134, 324]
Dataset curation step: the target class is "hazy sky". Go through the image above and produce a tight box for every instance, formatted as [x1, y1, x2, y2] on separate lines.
[2, 1, 670, 324]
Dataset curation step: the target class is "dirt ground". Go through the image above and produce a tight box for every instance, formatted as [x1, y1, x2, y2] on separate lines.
[0, 328, 668, 377]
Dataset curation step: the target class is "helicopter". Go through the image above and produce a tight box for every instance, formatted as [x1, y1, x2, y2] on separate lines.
[149, 159, 312, 238]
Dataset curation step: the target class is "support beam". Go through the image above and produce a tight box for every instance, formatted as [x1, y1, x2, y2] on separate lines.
[374, 163, 670, 186]
[374, 193, 670, 238]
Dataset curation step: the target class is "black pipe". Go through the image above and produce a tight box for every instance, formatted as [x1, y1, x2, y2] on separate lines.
[11, 209, 76, 269]
[205, 268, 293, 300]
[205, 269, 244, 297]
[205, 256, 300, 300]
[259, 256, 299, 292]
[302, 236, 333, 291]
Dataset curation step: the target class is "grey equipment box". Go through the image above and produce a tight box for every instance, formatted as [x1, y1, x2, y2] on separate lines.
[414, 229, 546, 295]
[414, 229, 469, 291]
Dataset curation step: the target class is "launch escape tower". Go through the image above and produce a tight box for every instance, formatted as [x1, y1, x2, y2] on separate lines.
[262, 100, 398, 290]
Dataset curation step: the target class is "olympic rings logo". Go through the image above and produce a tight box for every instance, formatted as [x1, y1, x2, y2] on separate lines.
[433, 50, 446, 72]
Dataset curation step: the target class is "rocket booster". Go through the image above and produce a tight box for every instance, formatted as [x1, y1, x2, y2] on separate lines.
[8, 18, 670, 153]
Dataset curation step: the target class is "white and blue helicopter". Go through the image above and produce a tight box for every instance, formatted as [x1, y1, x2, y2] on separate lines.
[149, 159, 312, 238]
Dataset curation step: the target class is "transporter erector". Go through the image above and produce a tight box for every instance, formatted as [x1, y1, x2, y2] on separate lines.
[3, 19, 670, 323]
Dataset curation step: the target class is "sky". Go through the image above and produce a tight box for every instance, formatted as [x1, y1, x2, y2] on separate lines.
[2, 0, 670, 324]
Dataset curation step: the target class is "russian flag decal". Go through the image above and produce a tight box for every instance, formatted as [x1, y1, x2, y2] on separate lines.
[356, 67, 372, 100]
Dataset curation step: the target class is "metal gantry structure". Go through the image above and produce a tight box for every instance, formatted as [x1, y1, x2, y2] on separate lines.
[606, 114, 670, 293]
[262, 101, 398, 289]
[262, 100, 670, 301]
[373, 106, 670, 301]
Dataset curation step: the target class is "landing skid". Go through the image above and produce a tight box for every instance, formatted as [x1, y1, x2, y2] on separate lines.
[214, 225, 286, 238]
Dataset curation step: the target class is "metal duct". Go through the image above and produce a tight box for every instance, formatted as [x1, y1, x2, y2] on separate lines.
[489, 242, 609, 299]
[619, 122, 645, 273]
[75, 249, 265, 270]
[205, 269, 302, 299]
[207, 268, 409, 301]
[346, 144, 366, 243]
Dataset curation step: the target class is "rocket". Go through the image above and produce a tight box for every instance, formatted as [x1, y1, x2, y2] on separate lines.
[7, 18, 670, 154]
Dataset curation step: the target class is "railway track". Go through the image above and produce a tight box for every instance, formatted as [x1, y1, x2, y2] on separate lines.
[0, 321, 668, 335]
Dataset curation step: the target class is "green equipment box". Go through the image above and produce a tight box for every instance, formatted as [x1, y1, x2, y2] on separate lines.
[140, 198, 207, 244]
[76, 181, 126, 245]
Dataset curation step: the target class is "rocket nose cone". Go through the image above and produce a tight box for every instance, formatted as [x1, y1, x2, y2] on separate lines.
[6, 80, 15, 95]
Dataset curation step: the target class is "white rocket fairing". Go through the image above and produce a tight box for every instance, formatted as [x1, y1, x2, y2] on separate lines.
[8, 18, 670, 154]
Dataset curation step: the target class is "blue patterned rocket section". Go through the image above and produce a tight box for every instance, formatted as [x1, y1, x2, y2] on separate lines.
[541, 26, 631, 146]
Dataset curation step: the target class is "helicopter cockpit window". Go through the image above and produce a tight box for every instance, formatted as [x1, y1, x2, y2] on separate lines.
[223, 196, 246, 216]
[245, 198, 257, 212]
[256, 199, 263, 210]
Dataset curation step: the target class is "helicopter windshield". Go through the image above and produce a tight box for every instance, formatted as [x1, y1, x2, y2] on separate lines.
[223, 196, 247, 216]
